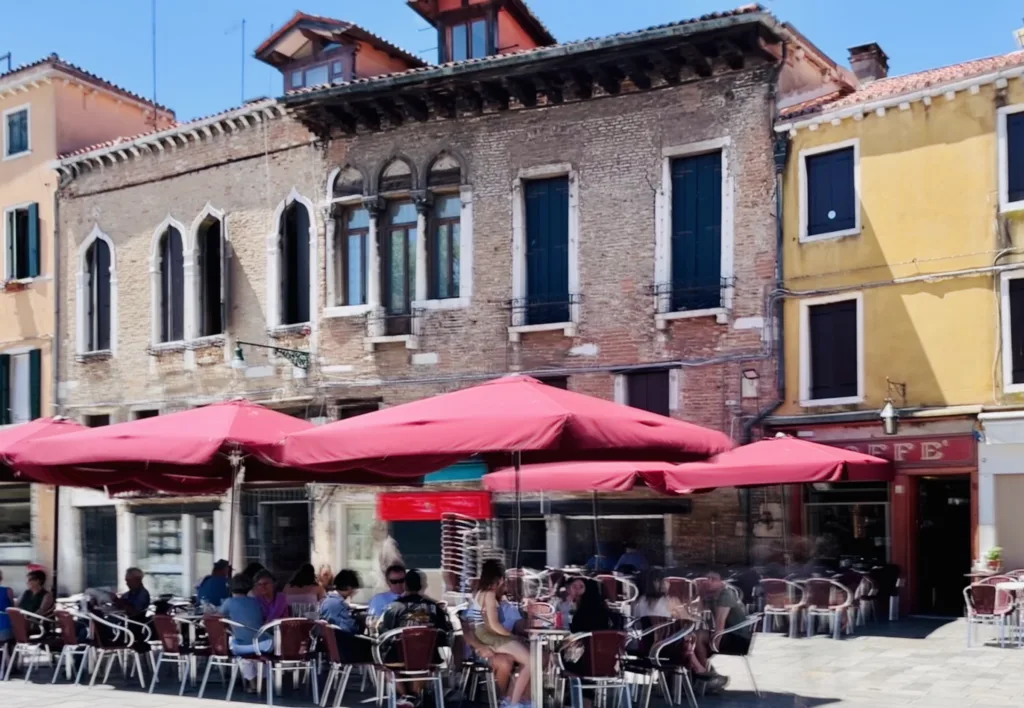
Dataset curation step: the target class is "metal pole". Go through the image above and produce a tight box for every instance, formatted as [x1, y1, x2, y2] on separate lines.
[51, 486, 60, 594]
[592, 491, 600, 561]
[226, 453, 246, 570]
[513, 450, 521, 570]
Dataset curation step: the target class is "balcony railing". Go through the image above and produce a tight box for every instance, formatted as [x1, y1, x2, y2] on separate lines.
[366, 307, 425, 339]
[648, 277, 733, 314]
[507, 293, 582, 327]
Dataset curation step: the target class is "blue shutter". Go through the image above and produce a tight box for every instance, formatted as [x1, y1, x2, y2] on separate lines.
[1010, 279, 1024, 384]
[670, 152, 722, 311]
[524, 177, 570, 325]
[28, 349, 41, 420]
[0, 354, 9, 425]
[1008, 113, 1024, 203]
[809, 300, 858, 400]
[4, 210, 12, 281]
[806, 147, 856, 236]
[27, 202, 39, 278]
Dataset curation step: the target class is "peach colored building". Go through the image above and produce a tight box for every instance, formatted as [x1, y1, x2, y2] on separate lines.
[0, 54, 174, 592]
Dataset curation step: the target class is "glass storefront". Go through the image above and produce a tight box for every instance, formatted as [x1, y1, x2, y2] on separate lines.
[345, 506, 375, 583]
[804, 482, 890, 566]
[136, 514, 184, 596]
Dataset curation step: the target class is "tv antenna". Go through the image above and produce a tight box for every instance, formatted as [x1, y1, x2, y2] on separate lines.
[0, 53, 11, 73]
[225, 19, 247, 104]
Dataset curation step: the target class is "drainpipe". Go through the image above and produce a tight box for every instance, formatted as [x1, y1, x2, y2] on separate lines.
[51, 175, 66, 594]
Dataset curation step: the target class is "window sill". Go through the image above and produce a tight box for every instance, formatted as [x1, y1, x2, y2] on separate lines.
[799, 226, 861, 243]
[508, 321, 576, 343]
[148, 341, 187, 356]
[2, 149, 31, 162]
[1000, 199, 1024, 215]
[187, 335, 225, 350]
[76, 349, 113, 363]
[364, 334, 418, 352]
[1003, 382, 1024, 394]
[323, 304, 373, 319]
[1, 277, 39, 292]
[412, 297, 469, 311]
[655, 308, 728, 329]
[799, 395, 864, 408]
[268, 323, 311, 338]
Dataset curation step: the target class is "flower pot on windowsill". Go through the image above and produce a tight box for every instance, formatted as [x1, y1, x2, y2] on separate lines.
[988, 559, 1003, 572]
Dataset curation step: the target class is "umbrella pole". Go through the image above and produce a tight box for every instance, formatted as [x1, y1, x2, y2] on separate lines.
[592, 491, 599, 563]
[227, 453, 246, 571]
[51, 486, 60, 595]
[513, 450, 521, 571]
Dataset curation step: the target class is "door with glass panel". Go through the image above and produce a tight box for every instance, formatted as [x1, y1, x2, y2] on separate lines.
[382, 201, 417, 335]
[344, 506, 376, 584]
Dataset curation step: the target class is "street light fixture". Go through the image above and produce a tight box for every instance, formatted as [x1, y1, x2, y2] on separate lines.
[232, 340, 311, 370]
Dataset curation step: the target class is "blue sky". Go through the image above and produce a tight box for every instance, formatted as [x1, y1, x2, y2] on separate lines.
[2, 0, 1022, 121]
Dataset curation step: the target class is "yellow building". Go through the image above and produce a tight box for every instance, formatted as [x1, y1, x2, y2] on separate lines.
[769, 43, 1024, 615]
[0, 55, 174, 592]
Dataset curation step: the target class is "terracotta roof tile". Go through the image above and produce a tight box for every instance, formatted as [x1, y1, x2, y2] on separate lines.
[780, 49, 1024, 120]
[0, 53, 174, 115]
[286, 4, 767, 98]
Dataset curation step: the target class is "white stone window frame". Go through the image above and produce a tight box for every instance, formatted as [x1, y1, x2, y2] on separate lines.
[3, 200, 39, 283]
[186, 204, 229, 366]
[998, 104, 1024, 214]
[2, 103, 31, 161]
[266, 188, 319, 333]
[1000, 269, 1024, 394]
[654, 136, 735, 328]
[149, 215, 190, 350]
[613, 370, 682, 412]
[412, 184, 474, 312]
[75, 224, 118, 357]
[509, 163, 580, 343]
[798, 137, 862, 243]
[798, 291, 865, 408]
[323, 172, 375, 319]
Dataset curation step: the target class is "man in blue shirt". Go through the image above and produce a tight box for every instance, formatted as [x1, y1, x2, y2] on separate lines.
[322, 569, 373, 664]
[196, 559, 231, 607]
[116, 567, 151, 620]
[368, 564, 406, 618]
[615, 541, 649, 573]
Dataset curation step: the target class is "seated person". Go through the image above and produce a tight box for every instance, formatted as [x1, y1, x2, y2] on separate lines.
[615, 541, 649, 573]
[379, 569, 452, 640]
[196, 559, 232, 607]
[220, 573, 271, 693]
[556, 576, 585, 624]
[18, 569, 54, 618]
[585, 543, 616, 573]
[472, 560, 531, 708]
[321, 569, 373, 663]
[461, 611, 516, 698]
[368, 564, 406, 619]
[253, 570, 289, 622]
[115, 567, 151, 620]
[284, 563, 326, 612]
[685, 570, 746, 694]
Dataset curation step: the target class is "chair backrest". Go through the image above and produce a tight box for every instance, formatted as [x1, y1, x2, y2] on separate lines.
[54, 610, 79, 644]
[760, 579, 797, 609]
[203, 617, 230, 657]
[153, 614, 182, 653]
[632, 616, 680, 661]
[399, 626, 440, 672]
[1006, 569, 1024, 580]
[968, 583, 997, 615]
[277, 618, 315, 661]
[978, 575, 1014, 586]
[595, 575, 619, 602]
[584, 630, 627, 678]
[664, 577, 693, 602]
[803, 578, 836, 608]
[316, 620, 343, 664]
[692, 577, 713, 599]
[6, 608, 31, 643]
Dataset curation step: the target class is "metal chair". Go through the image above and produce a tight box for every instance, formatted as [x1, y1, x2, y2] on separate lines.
[254, 617, 319, 706]
[85, 612, 146, 688]
[455, 618, 499, 708]
[965, 583, 1016, 648]
[710, 614, 763, 698]
[200, 616, 254, 700]
[148, 614, 199, 695]
[759, 579, 805, 637]
[318, 620, 376, 708]
[50, 609, 91, 684]
[802, 579, 853, 639]
[3, 608, 57, 681]
[623, 616, 695, 708]
[374, 626, 446, 708]
[557, 630, 633, 708]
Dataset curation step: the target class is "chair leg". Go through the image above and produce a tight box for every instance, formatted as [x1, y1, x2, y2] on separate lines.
[179, 657, 190, 695]
[311, 662, 320, 705]
[267, 666, 275, 706]
[75, 648, 91, 685]
[680, 671, 699, 708]
[51, 647, 67, 684]
[484, 671, 498, 708]
[434, 676, 445, 708]
[657, 671, 672, 706]
[198, 656, 214, 699]
[148, 654, 161, 693]
[24, 646, 37, 682]
[226, 661, 239, 702]
[743, 657, 760, 699]
[321, 665, 338, 708]
[334, 665, 353, 708]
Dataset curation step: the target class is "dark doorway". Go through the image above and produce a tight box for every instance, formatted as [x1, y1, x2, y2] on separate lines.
[916, 476, 971, 616]
[81, 506, 118, 591]
[260, 502, 310, 584]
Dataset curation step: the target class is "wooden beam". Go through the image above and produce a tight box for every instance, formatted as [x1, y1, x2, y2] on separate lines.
[537, 73, 564, 105]
[479, 82, 510, 111]
[506, 77, 537, 108]
[653, 50, 684, 85]
[595, 65, 623, 95]
[397, 94, 430, 122]
[427, 92, 457, 119]
[373, 97, 404, 126]
[717, 38, 746, 70]
[680, 44, 713, 77]
[568, 69, 593, 100]
[625, 57, 653, 91]
[324, 105, 357, 134]
[350, 102, 381, 131]
[458, 86, 484, 115]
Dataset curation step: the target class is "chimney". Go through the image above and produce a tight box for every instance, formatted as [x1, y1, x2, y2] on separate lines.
[848, 43, 889, 83]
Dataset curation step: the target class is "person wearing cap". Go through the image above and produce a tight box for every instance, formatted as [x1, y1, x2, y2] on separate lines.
[196, 559, 232, 607]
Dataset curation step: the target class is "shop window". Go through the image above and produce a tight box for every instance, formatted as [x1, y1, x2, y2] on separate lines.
[564, 516, 665, 567]
[0, 484, 31, 563]
[499, 518, 547, 568]
[81, 506, 118, 590]
[84, 414, 110, 427]
[193, 513, 215, 585]
[390, 520, 442, 568]
[344, 506, 375, 583]
[137, 514, 184, 596]
[804, 482, 889, 566]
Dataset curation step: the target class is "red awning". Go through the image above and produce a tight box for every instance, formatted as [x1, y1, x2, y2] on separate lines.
[10, 400, 315, 493]
[0, 417, 85, 482]
[378, 491, 492, 521]
[662, 436, 894, 494]
[274, 375, 733, 476]
[483, 461, 672, 493]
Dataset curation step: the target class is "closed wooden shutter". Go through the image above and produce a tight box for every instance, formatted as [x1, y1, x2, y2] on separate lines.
[4, 210, 12, 280]
[524, 176, 570, 325]
[28, 349, 41, 420]
[199, 221, 223, 336]
[0, 353, 9, 425]
[627, 370, 671, 416]
[160, 228, 184, 342]
[670, 152, 722, 311]
[221, 231, 232, 331]
[1009, 113, 1024, 204]
[1009, 279, 1024, 384]
[26, 203, 39, 278]
[806, 147, 856, 236]
[808, 300, 858, 400]
[281, 204, 311, 325]
[95, 240, 111, 351]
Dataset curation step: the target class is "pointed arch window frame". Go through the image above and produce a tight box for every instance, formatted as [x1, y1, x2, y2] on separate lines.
[188, 203, 230, 342]
[149, 215, 189, 347]
[266, 188, 319, 332]
[75, 225, 118, 358]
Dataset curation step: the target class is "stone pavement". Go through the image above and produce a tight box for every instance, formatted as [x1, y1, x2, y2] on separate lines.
[1, 619, 1022, 707]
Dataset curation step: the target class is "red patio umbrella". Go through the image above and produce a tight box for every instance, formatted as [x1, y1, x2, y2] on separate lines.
[0, 417, 86, 480]
[482, 460, 674, 493]
[661, 436, 893, 494]
[273, 375, 733, 476]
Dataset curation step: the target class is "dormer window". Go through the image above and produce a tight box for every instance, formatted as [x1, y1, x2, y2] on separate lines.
[289, 61, 345, 90]
[449, 19, 489, 62]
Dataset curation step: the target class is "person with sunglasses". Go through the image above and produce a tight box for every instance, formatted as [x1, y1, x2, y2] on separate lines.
[368, 564, 406, 618]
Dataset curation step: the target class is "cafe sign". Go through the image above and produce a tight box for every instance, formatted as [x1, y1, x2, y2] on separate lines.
[824, 434, 976, 468]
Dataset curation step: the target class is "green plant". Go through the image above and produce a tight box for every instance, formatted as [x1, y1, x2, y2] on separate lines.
[986, 547, 1003, 562]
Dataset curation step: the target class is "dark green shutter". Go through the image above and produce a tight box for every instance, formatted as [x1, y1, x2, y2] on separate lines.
[28, 349, 41, 420]
[4, 210, 12, 280]
[220, 233, 231, 332]
[0, 354, 9, 425]
[27, 202, 40, 277]
[524, 177, 570, 325]
[670, 152, 722, 311]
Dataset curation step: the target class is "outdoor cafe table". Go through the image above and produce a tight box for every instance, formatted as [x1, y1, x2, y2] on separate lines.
[997, 582, 1024, 633]
[528, 627, 570, 708]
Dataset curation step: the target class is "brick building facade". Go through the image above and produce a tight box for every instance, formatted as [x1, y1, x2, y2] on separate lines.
[51, 6, 846, 592]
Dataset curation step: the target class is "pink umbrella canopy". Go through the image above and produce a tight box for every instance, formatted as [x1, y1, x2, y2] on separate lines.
[273, 375, 734, 476]
[661, 436, 893, 494]
[483, 460, 674, 493]
[10, 400, 315, 492]
[0, 417, 86, 481]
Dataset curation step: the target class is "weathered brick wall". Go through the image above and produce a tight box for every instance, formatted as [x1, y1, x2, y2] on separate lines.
[58, 66, 780, 567]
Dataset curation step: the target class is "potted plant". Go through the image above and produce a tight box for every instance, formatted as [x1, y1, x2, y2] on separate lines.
[986, 546, 1003, 572]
